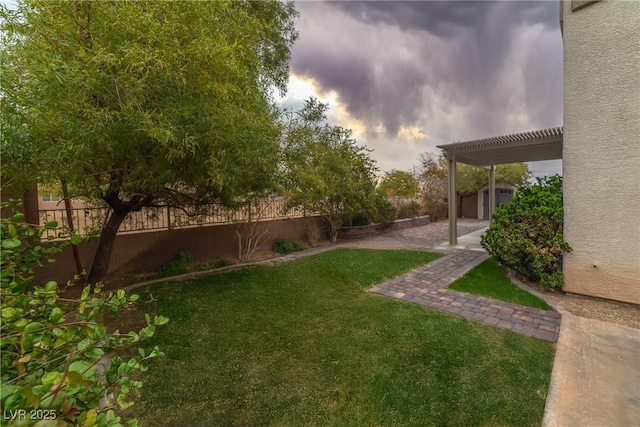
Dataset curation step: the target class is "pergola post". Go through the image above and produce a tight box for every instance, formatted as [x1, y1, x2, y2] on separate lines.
[489, 165, 496, 221]
[448, 155, 457, 245]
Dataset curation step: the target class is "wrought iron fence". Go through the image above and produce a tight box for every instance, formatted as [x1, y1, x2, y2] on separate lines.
[39, 198, 308, 240]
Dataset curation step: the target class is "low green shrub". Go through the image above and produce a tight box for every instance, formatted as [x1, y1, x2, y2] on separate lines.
[0, 201, 166, 426]
[540, 270, 564, 291]
[273, 238, 306, 254]
[197, 258, 233, 271]
[212, 258, 233, 269]
[396, 201, 421, 219]
[480, 175, 571, 290]
[157, 252, 193, 277]
[349, 214, 370, 227]
[372, 197, 397, 227]
[341, 191, 396, 229]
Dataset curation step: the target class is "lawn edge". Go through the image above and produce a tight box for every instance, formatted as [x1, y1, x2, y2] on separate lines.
[121, 246, 441, 293]
[506, 269, 566, 313]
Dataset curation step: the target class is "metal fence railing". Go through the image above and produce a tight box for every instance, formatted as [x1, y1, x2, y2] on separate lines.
[39, 198, 308, 240]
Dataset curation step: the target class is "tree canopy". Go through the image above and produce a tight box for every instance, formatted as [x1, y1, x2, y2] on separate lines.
[1, 0, 298, 283]
[419, 153, 531, 196]
[418, 152, 531, 219]
[456, 163, 531, 196]
[379, 170, 419, 198]
[281, 98, 386, 242]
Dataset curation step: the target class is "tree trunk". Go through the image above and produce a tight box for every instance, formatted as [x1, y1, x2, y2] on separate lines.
[86, 208, 128, 285]
[61, 180, 84, 281]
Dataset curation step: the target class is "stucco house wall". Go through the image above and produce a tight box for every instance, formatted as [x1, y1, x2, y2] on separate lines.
[562, 0, 640, 303]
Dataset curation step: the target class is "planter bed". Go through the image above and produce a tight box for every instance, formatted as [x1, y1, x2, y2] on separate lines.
[340, 215, 430, 239]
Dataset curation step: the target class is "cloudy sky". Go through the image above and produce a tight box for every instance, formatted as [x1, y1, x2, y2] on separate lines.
[1, 0, 563, 176]
[278, 1, 564, 176]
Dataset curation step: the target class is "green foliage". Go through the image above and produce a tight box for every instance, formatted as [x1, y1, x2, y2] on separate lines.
[343, 190, 397, 227]
[481, 176, 571, 290]
[272, 238, 306, 254]
[1, 0, 298, 283]
[156, 253, 193, 278]
[0, 202, 166, 426]
[371, 191, 397, 226]
[396, 201, 421, 219]
[418, 153, 531, 218]
[197, 258, 233, 271]
[282, 98, 383, 242]
[540, 270, 564, 292]
[379, 170, 418, 197]
[456, 163, 531, 196]
[347, 214, 371, 227]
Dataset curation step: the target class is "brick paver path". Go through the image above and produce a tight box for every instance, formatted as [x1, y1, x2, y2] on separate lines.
[370, 250, 562, 342]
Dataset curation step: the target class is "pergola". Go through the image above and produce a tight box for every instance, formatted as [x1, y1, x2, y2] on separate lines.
[437, 127, 563, 245]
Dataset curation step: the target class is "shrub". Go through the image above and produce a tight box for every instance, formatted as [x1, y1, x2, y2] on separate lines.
[371, 196, 397, 227]
[480, 176, 571, 290]
[157, 252, 193, 277]
[273, 238, 306, 254]
[396, 201, 421, 219]
[349, 214, 370, 227]
[0, 202, 166, 426]
[212, 258, 233, 269]
[540, 270, 564, 291]
[197, 258, 233, 271]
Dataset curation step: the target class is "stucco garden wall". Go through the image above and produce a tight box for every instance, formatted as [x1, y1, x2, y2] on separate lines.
[562, 0, 640, 303]
[35, 216, 323, 285]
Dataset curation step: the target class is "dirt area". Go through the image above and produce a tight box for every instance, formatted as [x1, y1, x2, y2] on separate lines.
[517, 279, 640, 329]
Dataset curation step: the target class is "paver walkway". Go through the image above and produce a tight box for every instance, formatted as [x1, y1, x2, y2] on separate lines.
[132, 219, 561, 342]
[370, 249, 562, 342]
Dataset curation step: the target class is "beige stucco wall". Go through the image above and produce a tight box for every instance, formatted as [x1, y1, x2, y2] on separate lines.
[562, 0, 640, 304]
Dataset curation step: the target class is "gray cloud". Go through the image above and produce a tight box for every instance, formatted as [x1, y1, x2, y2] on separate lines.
[332, 1, 558, 36]
[289, 0, 563, 163]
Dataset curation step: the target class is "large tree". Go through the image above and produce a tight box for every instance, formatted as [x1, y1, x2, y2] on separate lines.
[456, 163, 531, 196]
[282, 98, 382, 243]
[379, 170, 419, 198]
[1, 0, 298, 283]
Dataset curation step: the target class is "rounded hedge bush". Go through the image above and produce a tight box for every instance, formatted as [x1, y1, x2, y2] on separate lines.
[480, 175, 571, 290]
[273, 238, 306, 254]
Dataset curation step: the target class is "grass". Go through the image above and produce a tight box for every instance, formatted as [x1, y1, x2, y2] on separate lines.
[128, 248, 554, 426]
[449, 258, 552, 310]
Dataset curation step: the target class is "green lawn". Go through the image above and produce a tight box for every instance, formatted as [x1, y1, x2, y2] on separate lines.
[448, 258, 552, 310]
[128, 248, 554, 426]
